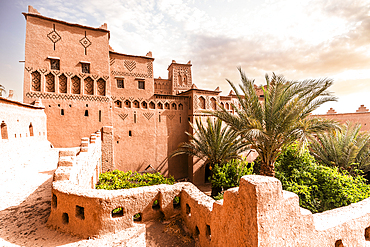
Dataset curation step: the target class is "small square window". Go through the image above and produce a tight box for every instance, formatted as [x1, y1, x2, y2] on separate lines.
[117, 79, 124, 88]
[82, 63, 90, 73]
[50, 59, 60, 70]
[138, 80, 145, 90]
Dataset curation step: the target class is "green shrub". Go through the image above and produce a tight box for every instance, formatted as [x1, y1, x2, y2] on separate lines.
[96, 170, 175, 190]
[211, 157, 254, 192]
[276, 143, 370, 213]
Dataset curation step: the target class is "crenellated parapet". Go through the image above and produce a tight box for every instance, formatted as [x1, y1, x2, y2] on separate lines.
[47, 151, 370, 247]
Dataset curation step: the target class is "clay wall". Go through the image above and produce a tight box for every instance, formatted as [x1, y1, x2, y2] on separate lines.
[313, 109, 370, 131]
[154, 78, 172, 95]
[111, 94, 189, 179]
[109, 52, 154, 99]
[168, 61, 192, 95]
[48, 149, 370, 247]
[0, 97, 51, 165]
[22, 8, 112, 147]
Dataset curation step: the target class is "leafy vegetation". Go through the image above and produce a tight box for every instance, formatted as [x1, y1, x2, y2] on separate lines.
[275, 143, 370, 213]
[309, 122, 370, 174]
[209, 68, 339, 176]
[211, 157, 254, 191]
[96, 170, 175, 190]
[170, 117, 248, 168]
[170, 117, 248, 195]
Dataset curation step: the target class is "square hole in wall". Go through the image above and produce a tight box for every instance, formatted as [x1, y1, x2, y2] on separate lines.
[133, 213, 142, 222]
[62, 213, 69, 224]
[112, 207, 124, 218]
[186, 203, 191, 216]
[206, 225, 211, 240]
[75, 205, 85, 220]
[365, 226, 370, 241]
[173, 196, 180, 209]
[152, 200, 160, 210]
[52, 194, 57, 208]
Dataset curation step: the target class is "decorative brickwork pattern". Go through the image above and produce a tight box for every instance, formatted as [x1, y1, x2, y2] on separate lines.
[25, 66, 33, 73]
[97, 78, 105, 96]
[147, 61, 153, 76]
[118, 113, 128, 121]
[71, 76, 81, 94]
[143, 112, 154, 120]
[26, 92, 109, 102]
[84, 77, 93, 95]
[47, 24, 61, 50]
[124, 61, 136, 72]
[111, 62, 153, 79]
[80, 31, 91, 55]
[31, 71, 41, 92]
[110, 58, 115, 65]
[45, 73, 55, 92]
[167, 114, 175, 120]
[59, 74, 67, 93]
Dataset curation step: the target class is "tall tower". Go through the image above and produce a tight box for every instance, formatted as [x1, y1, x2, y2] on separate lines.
[168, 60, 192, 95]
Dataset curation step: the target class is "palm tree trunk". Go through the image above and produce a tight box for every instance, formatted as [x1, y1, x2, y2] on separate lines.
[260, 162, 275, 177]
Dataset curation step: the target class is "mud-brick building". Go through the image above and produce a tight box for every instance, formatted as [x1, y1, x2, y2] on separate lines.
[21, 6, 245, 184]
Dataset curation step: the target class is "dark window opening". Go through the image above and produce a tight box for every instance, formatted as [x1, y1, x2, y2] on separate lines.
[186, 204, 191, 216]
[52, 194, 57, 208]
[206, 225, 211, 240]
[134, 112, 137, 123]
[129, 130, 132, 136]
[86, 104, 88, 107]
[335, 240, 343, 247]
[62, 213, 69, 224]
[195, 226, 200, 237]
[133, 213, 142, 222]
[75, 205, 85, 220]
[29, 123, 34, 136]
[152, 200, 160, 210]
[180, 117, 181, 123]
[138, 80, 145, 89]
[365, 226, 370, 241]
[99, 110, 102, 122]
[50, 59, 60, 70]
[61, 109, 64, 116]
[173, 196, 180, 209]
[57, 104, 60, 107]
[84, 110, 89, 117]
[82, 63, 90, 73]
[117, 79, 124, 88]
[159, 113, 161, 122]
[112, 207, 124, 218]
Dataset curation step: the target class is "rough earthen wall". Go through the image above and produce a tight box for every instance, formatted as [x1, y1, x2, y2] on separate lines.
[0, 98, 51, 165]
[48, 139, 370, 246]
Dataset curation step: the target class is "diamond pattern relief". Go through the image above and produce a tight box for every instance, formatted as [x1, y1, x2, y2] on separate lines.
[80, 37, 92, 48]
[47, 30, 61, 43]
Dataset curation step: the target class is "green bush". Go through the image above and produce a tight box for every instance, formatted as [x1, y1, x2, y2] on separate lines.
[96, 170, 175, 190]
[276, 143, 370, 213]
[211, 157, 254, 192]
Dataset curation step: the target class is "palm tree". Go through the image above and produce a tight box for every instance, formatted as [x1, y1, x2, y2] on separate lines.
[309, 122, 370, 174]
[0, 84, 5, 97]
[170, 117, 248, 194]
[210, 68, 339, 177]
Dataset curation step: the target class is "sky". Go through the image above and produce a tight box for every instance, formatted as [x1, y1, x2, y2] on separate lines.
[0, 0, 370, 114]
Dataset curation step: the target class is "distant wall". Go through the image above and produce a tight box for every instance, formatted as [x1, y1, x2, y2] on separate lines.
[313, 105, 370, 131]
[0, 98, 51, 165]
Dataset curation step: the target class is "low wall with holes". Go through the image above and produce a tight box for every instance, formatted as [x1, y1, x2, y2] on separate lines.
[47, 133, 370, 246]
